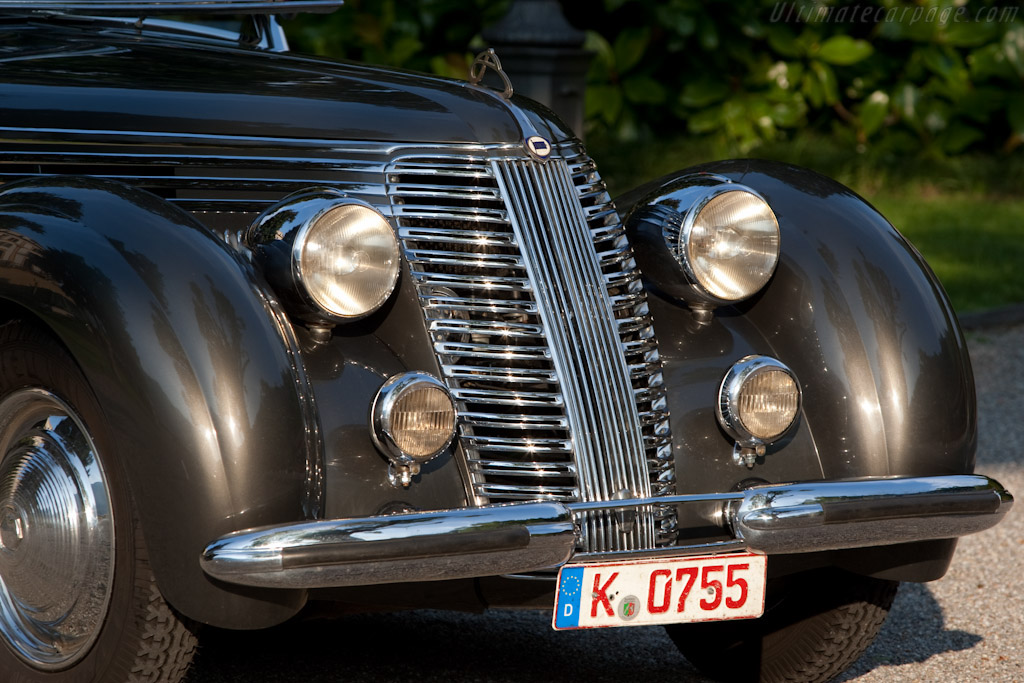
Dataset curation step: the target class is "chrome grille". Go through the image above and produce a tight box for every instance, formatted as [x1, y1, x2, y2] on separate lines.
[391, 144, 676, 551]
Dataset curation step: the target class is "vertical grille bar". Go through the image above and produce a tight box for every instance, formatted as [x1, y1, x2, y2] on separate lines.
[493, 158, 654, 551]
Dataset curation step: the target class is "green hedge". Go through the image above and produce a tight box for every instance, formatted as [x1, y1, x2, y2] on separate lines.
[285, 0, 1024, 156]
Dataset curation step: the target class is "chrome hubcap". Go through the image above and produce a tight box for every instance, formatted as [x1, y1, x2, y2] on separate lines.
[0, 389, 114, 669]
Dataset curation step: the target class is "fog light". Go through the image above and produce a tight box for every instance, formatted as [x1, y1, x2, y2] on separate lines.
[371, 373, 457, 485]
[717, 356, 800, 448]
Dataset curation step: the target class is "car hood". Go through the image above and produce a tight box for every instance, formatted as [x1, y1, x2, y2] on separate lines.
[0, 23, 566, 146]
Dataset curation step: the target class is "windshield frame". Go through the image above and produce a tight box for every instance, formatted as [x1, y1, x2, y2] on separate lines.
[0, 1, 342, 14]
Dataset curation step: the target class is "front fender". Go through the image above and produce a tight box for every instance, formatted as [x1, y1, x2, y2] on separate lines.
[620, 159, 975, 483]
[0, 177, 315, 627]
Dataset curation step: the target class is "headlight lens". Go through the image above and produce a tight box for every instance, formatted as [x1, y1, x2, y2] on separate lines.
[371, 373, 457, 468]
[718, 356, 800, 446]
[296, 203, 400, 319]
[681, 189, 780, 302]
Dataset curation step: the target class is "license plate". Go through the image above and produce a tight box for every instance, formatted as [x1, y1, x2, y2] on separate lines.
[552, 552, 766, 630]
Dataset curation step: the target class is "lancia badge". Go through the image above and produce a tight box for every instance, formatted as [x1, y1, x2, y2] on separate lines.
[525, 135, 552, 161]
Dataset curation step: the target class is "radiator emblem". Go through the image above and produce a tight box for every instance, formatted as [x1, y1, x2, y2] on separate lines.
[525, 135, 552, 161]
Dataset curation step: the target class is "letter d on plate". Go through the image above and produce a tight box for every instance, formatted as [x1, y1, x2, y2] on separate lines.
[554, 566, 584, 629]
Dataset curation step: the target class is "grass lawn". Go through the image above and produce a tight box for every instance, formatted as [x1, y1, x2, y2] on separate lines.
[588, 135, 1024, 313]
[872, 196, 1024, 312]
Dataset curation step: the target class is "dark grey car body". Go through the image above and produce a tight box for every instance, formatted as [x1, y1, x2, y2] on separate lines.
[0, 6, 1011, 682]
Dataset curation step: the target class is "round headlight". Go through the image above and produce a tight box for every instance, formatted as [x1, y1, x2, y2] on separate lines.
[295, 202, 400, 319]
[247, 189, 401, 324]
[717, 356, 800, 447]
[371, 373, 457, 471]
[679, 188, 780, 303]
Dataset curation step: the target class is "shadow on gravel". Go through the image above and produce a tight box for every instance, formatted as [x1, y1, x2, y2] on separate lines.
[184, 583, 981, 682]
[838, 582, 982, 680]
[184, 608, 712, 683]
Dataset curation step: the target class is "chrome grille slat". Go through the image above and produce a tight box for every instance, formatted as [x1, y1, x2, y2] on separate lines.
[472, 460, 576, 477]
[441, 365, 558, 383]
[461, 413, 568, 429]
[451, 388, 562, 407]
[426, 319, 543, 338]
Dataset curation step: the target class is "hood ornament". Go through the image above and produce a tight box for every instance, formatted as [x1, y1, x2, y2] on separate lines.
[469, 48, 514, 100]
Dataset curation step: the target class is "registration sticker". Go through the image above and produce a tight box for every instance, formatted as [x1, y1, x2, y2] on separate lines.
[552, 552, 766, 630]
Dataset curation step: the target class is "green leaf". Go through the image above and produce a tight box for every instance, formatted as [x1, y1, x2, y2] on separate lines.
[860, 90, 890, 136]
[586, 85, 624, 126]
[921, 45, 957, 80]
[770, 95, 807, 127]
[767, 25, 803, 58]
[817, 35, 874, 66]
[938, 122, 984, 154]
[968, 43, 1016, 81]
[584, 31, 615, 82]
[697, 15, 719, 51]
[943, 16, 1000, 47]
[807, 61, 839, 106]
[958, 88, 1006, 123]
[654, 4, 696, 37]
[389, 35, 423, 67]
[623, 74, 668, 105]
[893, 83, 923, 133]
[802, 69, 824, 109]
[679, 77, 730, 108]
[921, 100, 952, 133]
[1009, 93, 1024, 137]
[688, 105, 724, 134]
[613, 27, 651, 74]
[1003, 22, 1024, 79]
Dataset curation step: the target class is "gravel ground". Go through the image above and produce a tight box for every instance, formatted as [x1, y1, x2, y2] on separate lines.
[184, 325, 1022, 683]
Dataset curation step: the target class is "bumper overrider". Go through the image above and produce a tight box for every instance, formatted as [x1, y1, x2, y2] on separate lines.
[201, 475, 1012, 589]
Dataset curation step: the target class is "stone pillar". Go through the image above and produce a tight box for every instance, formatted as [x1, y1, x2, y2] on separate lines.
[482, 0, 592, 137]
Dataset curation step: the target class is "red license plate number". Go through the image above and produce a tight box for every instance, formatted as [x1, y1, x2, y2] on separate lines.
[552, 553, 766, 630]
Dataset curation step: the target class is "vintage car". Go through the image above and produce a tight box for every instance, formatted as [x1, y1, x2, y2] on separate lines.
[0, 2, 1013, 682]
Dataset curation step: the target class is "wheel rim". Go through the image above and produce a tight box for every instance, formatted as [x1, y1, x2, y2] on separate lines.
[0, 388, 114, 670]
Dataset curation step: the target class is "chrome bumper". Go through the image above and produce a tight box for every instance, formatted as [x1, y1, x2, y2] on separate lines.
[201, 474, 1012, 589]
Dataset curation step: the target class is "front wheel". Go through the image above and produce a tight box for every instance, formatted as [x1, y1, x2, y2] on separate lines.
[0, 321, 198, 682]
[666, 568, 897, 683]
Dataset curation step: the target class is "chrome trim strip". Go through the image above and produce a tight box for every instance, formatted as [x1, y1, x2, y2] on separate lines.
[248, 283, 324, 519]
[201, 502, 575, 589]
[200, 475, 1011, 589]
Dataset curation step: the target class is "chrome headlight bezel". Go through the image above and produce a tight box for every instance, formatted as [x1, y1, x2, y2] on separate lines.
[717, 355, 801, 448]
[669, 185, 781, 305]
[624, 177, 781, 310]
[246, 188, 401, 324]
